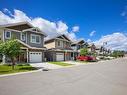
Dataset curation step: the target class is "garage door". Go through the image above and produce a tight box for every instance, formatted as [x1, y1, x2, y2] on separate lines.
[29, 52, 42, 63]
[56, 53, 64, 61]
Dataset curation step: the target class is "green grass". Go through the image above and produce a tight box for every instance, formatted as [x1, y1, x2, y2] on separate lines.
[0, 64, 37, 75]
[76, 60, 88, 64]
[48, 62, 73, 66]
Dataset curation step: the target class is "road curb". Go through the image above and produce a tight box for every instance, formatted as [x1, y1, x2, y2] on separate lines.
[0, 69, 42, 78]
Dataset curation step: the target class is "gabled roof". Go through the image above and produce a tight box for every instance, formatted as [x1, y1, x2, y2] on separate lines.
[72, 39, 85, 45]
[17, 39, 46, 50]
[45, 34, 72, 43]
[0, 22, 33, 28]
[0, 21, 47, 37]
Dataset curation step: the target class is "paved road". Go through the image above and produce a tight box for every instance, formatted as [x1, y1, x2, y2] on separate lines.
[0, 58, 127, 95]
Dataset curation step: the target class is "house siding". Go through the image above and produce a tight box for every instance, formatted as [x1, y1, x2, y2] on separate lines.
[44, 40, 55, 49]
[3, 29, 45, 48]
[0, 29, 3, 42]
[55, 39, 71, 48]
[27, 31, 44, 48]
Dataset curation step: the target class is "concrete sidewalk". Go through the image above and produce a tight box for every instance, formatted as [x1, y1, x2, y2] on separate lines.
[30, 62, 63, 69]
[63, 61, 84, 65]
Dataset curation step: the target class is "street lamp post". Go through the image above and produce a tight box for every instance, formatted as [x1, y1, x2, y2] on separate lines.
[103, 42, 107, 57]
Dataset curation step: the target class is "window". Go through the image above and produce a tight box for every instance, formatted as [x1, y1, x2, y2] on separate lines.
[21, 32, 26, 41]
[5, 31, 11, 39]
[30, 34, 41, 44]
[65, 42, 70, 48]
[36, 36, 40, 43]
[57, 41, 63, 47]
[58, 41, 61, 46]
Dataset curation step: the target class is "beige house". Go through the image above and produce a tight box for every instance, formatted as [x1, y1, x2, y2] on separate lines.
[44, 34, 73, 61]
[0, 22, 47, 63]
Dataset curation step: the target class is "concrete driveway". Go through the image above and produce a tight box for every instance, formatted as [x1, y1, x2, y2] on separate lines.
[30, 62, 63, 69]
[0, 57, 127, 95]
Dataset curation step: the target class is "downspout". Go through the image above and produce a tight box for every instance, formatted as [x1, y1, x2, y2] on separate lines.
[2, 29, 5, 64]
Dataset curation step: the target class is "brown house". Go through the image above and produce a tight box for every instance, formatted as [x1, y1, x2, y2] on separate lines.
[44, 34, 73, 61]
[0, 22, 47, 63]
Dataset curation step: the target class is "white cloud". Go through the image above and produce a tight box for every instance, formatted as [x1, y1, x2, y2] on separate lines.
[94, 32, 127, 51]
[66, 32, 77, 41]
[121, 11, 126, 17]
[89, 30, 96, 37]
[121, 6, 127, 22]
[72, 26, 79, 32]
[121, 6, 127, 16]
[0, 9, 78, 41]
[87, 39, 92, 43]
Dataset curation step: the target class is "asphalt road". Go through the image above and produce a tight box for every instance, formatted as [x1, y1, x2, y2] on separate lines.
[0, 58, 127, 95]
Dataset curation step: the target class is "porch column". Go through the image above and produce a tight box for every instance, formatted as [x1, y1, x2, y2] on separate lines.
[26, 49, 29, 63]
[73, 52, 75, 60]
[2, 55, 5, 64]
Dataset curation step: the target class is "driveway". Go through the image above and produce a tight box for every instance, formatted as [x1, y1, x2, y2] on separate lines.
[30, 62, 63, 69]
[0, 58, 127, 95]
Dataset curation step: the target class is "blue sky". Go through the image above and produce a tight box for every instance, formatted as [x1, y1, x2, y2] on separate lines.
[0, 0, 127, 50]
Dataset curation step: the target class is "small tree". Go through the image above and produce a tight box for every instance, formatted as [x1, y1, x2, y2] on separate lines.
[80, 48, 88, 56]
[111, 50, 125, 58]
[0, 39, 21, 70]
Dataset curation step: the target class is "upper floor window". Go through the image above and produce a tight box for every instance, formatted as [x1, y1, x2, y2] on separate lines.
[65, 42, 70, 48]
[21, 32, 26, 41]
[5, 31, 11, 39]
[30, 34, 41, 44]
[57, 40, 63, 47]
[77, 45, 81, 50]
[58, 41, 61, 46]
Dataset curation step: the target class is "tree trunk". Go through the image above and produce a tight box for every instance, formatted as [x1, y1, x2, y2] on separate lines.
[11, 58, 15, 70]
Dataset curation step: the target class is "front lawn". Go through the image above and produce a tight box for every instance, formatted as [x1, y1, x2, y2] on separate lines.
[0, 64, 37, 75]
[48, 62, 73, 66]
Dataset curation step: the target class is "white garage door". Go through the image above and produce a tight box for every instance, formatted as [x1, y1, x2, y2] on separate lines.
[56, 53, 64, 61]
[29, 52, 42, 63]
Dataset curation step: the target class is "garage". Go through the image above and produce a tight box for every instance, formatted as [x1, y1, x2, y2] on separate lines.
[56, 53, 64, 61]
[29, 52, 42, 63]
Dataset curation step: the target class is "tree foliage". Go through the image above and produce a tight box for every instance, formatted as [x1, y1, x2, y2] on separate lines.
[0, 39, 21, 69]
[111, 50, 125, 58]
[80, 48, 88, 56]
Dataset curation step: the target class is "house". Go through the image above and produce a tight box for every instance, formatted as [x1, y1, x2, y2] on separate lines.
[87, 43, 96, 53]
[44, 34, 73, 61]
[71, 39, 88, 59]
[0, 22, 47, 63]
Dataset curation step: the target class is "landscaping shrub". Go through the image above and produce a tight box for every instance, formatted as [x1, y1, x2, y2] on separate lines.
[3, 64, 12, 66]
[17, 64, 23, 66]
[24, 63, 30, 66]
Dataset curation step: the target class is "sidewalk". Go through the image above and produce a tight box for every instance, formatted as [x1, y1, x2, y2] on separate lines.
[63, 61, 84, 65]
[30, 62, 63, 69]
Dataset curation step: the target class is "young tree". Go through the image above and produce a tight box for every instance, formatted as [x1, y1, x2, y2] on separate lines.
[111, 50, 125, 58]
[0, 39, 21, 70]
[80, 48, 88, 56]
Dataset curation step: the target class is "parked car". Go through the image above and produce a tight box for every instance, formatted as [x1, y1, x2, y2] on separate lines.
[76, 55, 96, 61]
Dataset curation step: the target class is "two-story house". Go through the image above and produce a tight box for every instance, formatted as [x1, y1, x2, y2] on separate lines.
[71, 39, 88, 59]
[44, 34, 73, 61]
[0, 22, 47, 63]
